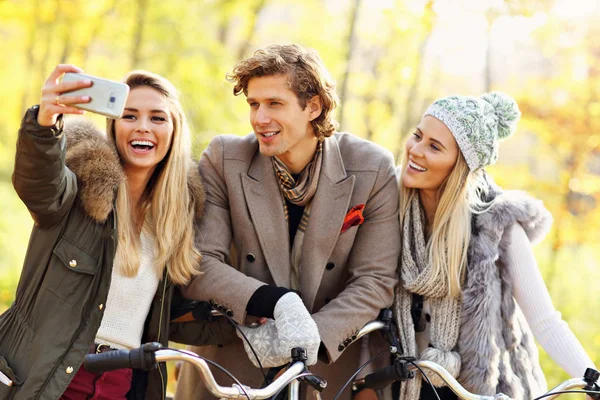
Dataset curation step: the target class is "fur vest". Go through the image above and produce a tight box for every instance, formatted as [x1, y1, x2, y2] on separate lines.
[457, 188, 552, 398]
[395, 187, 553, 400]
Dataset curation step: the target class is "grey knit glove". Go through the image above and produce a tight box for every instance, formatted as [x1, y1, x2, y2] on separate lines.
[237, 319, 287, 368]
[237, 292, 320, 367]
[273, 292, 320, 365]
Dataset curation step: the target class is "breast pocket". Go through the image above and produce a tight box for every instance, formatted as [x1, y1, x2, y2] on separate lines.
[44, 236, 99, 304]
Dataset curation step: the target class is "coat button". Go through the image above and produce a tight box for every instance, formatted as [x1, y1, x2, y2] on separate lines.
[338, 344, 345, 352]
[98, 304, 104, 310]
[66, 366, 74, 374]
[69, 259, 77, 268]
[326, 262, 335, 270]
[246, 253, 256, 263]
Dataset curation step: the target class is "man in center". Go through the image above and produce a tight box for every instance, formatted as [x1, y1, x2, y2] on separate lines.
[176, 44, 400, 399]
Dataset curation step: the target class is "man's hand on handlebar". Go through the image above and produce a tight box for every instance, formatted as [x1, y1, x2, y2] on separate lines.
[238, 292, 320, 367]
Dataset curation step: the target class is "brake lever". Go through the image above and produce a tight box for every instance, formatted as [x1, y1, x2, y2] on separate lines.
[378, 309, 402, 356]
[397, 357, 417, 381]
[584, 368, 600, 400]
[299, 374, 327, 393]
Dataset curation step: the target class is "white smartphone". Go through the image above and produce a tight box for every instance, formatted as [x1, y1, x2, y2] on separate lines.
[61, 72, 130, 119]
[0, 370, 13, 387]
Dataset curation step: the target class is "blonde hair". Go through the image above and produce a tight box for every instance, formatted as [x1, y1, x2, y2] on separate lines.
[400, 152, 472, 298]
[107, 71, 201, 285]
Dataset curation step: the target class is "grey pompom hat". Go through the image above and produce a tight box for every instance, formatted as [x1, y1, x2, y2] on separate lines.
[423, 91, 521, 171]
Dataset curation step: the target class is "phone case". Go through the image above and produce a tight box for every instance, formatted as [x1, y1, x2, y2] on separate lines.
[61, 72, 130, 118]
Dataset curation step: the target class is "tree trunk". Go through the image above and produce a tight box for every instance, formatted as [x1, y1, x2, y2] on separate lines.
[483, 22, 493, 92]
[81, 0, 118, 68]
[20, 0, 42, 115]
[37, 4, 58, 88]
[131, 0, 149, 68]
[337, 0, 361, 130]
[393, 1, 435, 161]
[216, 0, 237, 45]
[235, 0, 268, 60]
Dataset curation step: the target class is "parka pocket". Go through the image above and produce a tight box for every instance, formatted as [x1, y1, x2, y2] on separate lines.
[0, 356, 20, 400]
[44, 236, 99, 304]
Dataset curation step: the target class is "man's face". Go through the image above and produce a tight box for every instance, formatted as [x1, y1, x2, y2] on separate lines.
[246, 74, 320, 171]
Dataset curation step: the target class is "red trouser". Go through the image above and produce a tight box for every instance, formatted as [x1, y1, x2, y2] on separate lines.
[59, 364, 132, 400]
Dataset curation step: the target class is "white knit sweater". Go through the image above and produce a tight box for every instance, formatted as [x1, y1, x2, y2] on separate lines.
[416, 222, 595, 378]
[95, 230, 161, 350]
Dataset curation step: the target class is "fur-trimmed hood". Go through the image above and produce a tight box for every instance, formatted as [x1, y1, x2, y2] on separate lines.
[63, 119, 205, 223]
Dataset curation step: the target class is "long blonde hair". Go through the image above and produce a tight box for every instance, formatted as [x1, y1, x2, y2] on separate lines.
[399, 152, 472, 298]
[107, 71, 201, 285]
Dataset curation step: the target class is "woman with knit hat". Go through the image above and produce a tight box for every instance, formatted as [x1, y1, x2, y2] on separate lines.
[393, 92, 595, 399]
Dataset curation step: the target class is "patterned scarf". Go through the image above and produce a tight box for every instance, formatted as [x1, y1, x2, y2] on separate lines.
[394, 195, 462, 399]
[271, 142, 323, 291]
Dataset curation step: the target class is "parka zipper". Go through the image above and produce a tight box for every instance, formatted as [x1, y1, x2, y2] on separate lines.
[36, 212, 117, 399]
[156, 273, 168, 400]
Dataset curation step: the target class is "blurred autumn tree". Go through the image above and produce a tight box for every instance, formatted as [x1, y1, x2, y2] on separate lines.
[0, 0, 598, 392]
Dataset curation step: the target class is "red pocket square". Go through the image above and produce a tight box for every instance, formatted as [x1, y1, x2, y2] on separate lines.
[341, 204, 365, 233]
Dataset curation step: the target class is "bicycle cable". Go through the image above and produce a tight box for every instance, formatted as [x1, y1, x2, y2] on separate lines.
[406, 359, 441, 400]
[164, 347, 251, 400]
[208, 304, 268, 381]
[332, 349, 389, 400]
[532, 389, 600, 400]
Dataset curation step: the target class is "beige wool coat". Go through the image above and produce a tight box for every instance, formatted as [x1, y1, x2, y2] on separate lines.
[175, 132, 400, 399]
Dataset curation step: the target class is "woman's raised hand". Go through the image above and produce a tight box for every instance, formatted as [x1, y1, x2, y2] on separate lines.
[38, 64, 93, 126]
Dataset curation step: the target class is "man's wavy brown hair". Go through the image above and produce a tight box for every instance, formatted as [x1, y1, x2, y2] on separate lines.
[227, 44, 339, 140]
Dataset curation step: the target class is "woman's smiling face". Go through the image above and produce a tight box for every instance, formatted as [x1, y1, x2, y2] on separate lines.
[114, 86, 174, 175]
[402, 115, 460, 193]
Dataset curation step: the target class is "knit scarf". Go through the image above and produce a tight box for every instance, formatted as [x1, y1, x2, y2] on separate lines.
[271, 142, 323, 291]
[394, 195, 462, 399]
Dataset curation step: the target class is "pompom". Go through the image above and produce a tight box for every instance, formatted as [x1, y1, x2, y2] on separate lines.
[481, 91, 521, 140]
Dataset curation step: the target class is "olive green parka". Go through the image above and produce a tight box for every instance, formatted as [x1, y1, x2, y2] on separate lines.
[0, 106, 233, 400]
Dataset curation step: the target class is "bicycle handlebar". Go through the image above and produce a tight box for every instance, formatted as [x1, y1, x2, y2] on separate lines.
[360, 361, 600, 400]
[84, 344, 326, 399]
[348, 311, 600, 400]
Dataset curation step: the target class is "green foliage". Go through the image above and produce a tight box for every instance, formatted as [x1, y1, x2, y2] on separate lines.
[0, 0, 598, 391]
[0, 182, 30, 314]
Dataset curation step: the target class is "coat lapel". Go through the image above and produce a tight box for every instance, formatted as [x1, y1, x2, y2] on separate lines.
[241, 151, 291, 288]
[300, 136, 354, 310]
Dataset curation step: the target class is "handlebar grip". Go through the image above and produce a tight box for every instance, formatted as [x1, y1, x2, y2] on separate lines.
[84, 350, 135, 373]
[83, 342, 161, 373]
[363, 363, 404, 390]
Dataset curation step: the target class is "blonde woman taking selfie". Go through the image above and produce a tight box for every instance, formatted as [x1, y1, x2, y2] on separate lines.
[0, 64, 232, 400]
